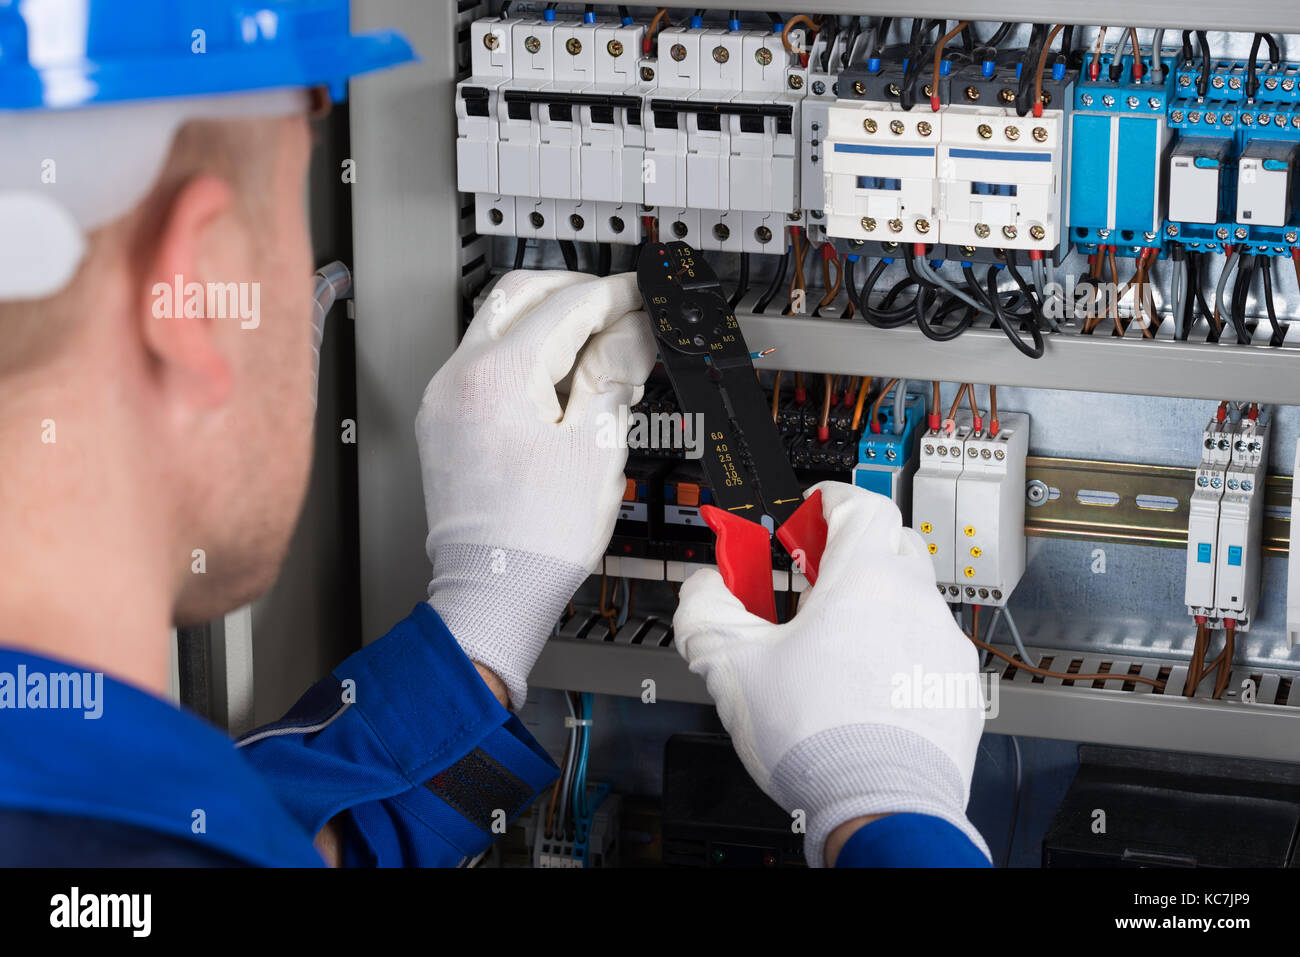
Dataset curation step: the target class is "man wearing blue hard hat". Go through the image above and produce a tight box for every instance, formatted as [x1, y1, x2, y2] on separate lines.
[0, 0, 988, 868]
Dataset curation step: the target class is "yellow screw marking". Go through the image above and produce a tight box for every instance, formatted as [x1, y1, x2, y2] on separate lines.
[963, 566, 976, 578]
[964, 526, 976, 537]
[970, 546, 982, 558]
[920, 522, 933, 534]
[928, 543, 938, 555]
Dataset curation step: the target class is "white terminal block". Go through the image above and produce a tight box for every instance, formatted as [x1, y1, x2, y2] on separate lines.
[641, 28, 697, 210]
[823, 101, 941, 245]
[799, 29, 849, 242]
[580, 21, 645, 208]
[537, 19, 596, 201]
[1288, 437, 1300, 646]
[455, 19, 515, 196]
[953, 412, 1029, 608]
[694, 208, 744, 252]
[474, 191, 518, 238]
[685, 28, 738, 211]
[729, 30, 801, 215]
[936, 105, 1067, 251]
[1184, 416, 1234, 619]
[912, 418, 970, 602]
[1214, 416, 1269, 629]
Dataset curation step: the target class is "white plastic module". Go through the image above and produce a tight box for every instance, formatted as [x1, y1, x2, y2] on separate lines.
[799, 29, 849, 243]
[685, 28, 738, 211]
[1169, 137, 1230, 224]
[496, 18, 554, 201]
[936, 105, 1068, 252]
[1184, 414, 1234, 619]
[730, 29, 801, 215]
[823, 100, 941, 245]
[953, 411, 1030, 607]
[912, 418, 970, 602]
[538, 19, 596, 202]
[580, 21, 645, 210]
[1214, 415, 1270, 630]
[1236, 140, 1297, 228]
[454, 19, 515, 196]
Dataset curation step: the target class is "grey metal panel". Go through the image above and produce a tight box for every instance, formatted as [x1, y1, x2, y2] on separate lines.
[351, 1, 465, 640]
[726, 0, 1300, 33]
[738, 313, 1300, 405]
[530, 638, 1300, 761]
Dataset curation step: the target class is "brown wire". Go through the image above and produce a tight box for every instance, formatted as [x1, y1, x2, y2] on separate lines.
[1212, 626, 1236, 699]
[930, 22, 969, 109]
[770, 369, 783, 422]
[818, 251, 844, 309]
[850, 376, 873, 431]
[1182, 621, 1209, 696]
[869, 377, 900, 429]
[819, 373, 834, 432]
[946, 383, 970, 425]
[1107, 247, 1123, 336]
[789, 230, 810, 312]
[970, 634, 1166, 689]
[644, 7, 669, 54]
[1128, 28, 1142, 74]
[965, 381, 979, 423]
[1033, 25, 1066, 114]
[781, 14, 818, 58]
[931, 381, 941, 421]
[989, 384, 998, 430]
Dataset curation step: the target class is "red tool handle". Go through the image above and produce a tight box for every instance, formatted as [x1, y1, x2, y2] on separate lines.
[699, 490, 829, 624]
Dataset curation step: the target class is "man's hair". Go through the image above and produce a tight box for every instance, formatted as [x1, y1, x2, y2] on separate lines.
[0, 116, 282, 378]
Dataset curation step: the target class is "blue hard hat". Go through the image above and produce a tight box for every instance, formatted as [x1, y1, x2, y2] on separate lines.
[0, 0, 416, 110]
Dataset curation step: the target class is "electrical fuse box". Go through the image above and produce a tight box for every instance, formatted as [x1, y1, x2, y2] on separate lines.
[952, 412, 1030, 607]
[1236, 139, 1298, 227]
[823, 101, 941, 245]
[937, 106, 1068, 252]
[852, 393, 923, 511]
[1214, 416, 1270, 629]
[912, 418, 970, 602]
[1184, 415, 1235, 619]
[1168, 137, 1232, 225]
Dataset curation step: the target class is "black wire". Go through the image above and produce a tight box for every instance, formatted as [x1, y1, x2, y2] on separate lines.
[988, 267, 1044, 358]
[984, 22, 1015, 50]
[619, 5, 631, 21]
[899, 19, 925, 111]
[500, 1, 512, 18]
[1181, 30, 1194, 64]
[880, 276, 919, 310]
[1004, 736, 1023, 868]
[1261, 256, 1287, 346]
[1196, 31, 1211, 99]
[767, 12, 783, 26]
[729, 252, 751, 310]
[753, 247, 790, 313]
[513, 237, 527, 270]
[1248, 34, 1265, 98]
[1191, 253, 1214, 327]
[596, 242, 612, 277]
[844, 257, 915, 328]
[905, 252, 973, 341]
[1004, 251, 1048, 330]
[1230, 254, 1254, 345]
[1017, 24, 1048, 116]
[1263, 32, 1281, 64]
[558, 239, 579, 272]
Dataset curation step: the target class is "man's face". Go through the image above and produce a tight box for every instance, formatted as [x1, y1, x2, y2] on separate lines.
[174, 115, 316, 624]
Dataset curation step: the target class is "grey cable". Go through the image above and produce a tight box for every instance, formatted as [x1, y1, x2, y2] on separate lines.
[987, 606, 1037, 667]
[1170, 258, 1185, 340]
[555, 693, 579, 837]
[616, 577, 630, 629]
[1045, 257, 1069, 327]
[1214, 250, 1240, 333]
[1150, 29, 1166, 83]
[893, 379, 907, 435]
[1031, 257, 1063, 332]
[1005, 735, 1023, 867]
[915, 256, 995, 316]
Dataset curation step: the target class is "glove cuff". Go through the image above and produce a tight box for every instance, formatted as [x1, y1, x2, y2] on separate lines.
[427, 543, 587, 710]
[767, 723, 991, 867]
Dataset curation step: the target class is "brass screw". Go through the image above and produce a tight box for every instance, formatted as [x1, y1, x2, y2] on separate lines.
[888, 218, 904, 233]
[1029, 224, 1046, 241]
[964, 86, 980, 102]
[1032, 126, 1048, 142]
[713, 223, 730, 241]
[755, 226, 773, 243]
[974, 223, 990, 239]
[863, 117, 878, 133]
[565, 37, 583, 56]
[853, 80, 867, 95]
[607, 39, 624, 57]
[917, 120, 933, 136]
[960, 245, 977, 257]
[998, 88, 1016, 104]
[524, 35, 541, 54]
[640, 66, 655, 81]
[712, 45, 729, 63]
[886, 82, 901, 97]
[529, 211, 545, 228]
[569, 214, 585, 230]
[755, 47, 772, 66]
[1235, 226, 1249, 240]
[923, 83, 934, 98]
[1040, 90, 1052, 106]
[915, 218, 931, 234]
[889, 119, 905, 134]
[1004, 125, 1020, 141]
[977, 123, 993, 139]
[860, 217, 877, 232]
[484, 32, 500, 51]
[488, 208, 504, 225]
[788, 74, 804, 90]
[1002, 225, 1017, 239]
[671, 43, 687, 62]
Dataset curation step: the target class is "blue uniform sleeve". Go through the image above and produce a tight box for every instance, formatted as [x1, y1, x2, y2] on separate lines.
[237, 603, 558, 867]
[834, 813, 993, 868]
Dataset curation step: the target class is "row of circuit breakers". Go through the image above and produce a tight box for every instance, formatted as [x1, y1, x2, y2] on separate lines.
[457, 12, 1300, 261]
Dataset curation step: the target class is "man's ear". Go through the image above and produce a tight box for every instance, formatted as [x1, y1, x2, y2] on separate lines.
[139, 174, 239, 412]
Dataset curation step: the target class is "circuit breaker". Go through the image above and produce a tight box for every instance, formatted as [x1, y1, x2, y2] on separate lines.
[1214, 415, 1270, 628]
[1185, 412, 1236, 620]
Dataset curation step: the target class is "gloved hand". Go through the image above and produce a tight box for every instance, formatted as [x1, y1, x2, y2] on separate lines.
[417, 270, 656, 709]
[672, 481, 990, 866]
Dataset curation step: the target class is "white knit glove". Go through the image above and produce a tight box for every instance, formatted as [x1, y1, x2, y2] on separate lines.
[672, 481, 990, 866]
[417, 270, 656, 708]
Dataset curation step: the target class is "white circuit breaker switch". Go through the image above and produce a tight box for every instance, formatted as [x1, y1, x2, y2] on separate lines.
[641, 28, 698, 210]
[537, 20, 596, 201]
[912, 418, 970, 603]
[1168, 137, 1230, 224]
[824, 102, 940, 244]
[936, 106, 1068, 252]
[729, 30, 802, 215]
[1236, 140, 1297, 228]
[953, 412, 1029, 607]
[799, 29, 848, 242]
[1215, 415, 1270, 629]
[685, 29, 738, 211]
[497, 19, 553, 200]
[1184, 413, 1234, 618]
[455, 19, 515, 196]
[579, 21, 645, 209]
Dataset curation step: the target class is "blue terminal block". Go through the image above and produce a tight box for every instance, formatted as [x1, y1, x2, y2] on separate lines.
[1069, 53, 1175, 257]
[1166, 59, 1300, 256]
[853, 392, 924, 512]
